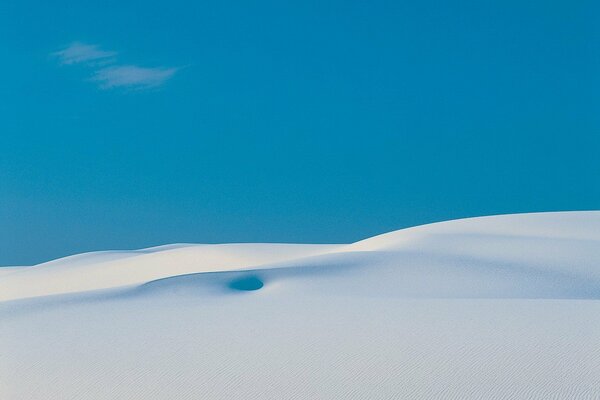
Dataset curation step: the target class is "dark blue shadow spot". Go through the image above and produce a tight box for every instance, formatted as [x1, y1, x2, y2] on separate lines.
[228, 276, 264, 291]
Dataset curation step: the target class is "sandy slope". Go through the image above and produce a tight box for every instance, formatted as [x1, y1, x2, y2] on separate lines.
[1, 211, 600, 399]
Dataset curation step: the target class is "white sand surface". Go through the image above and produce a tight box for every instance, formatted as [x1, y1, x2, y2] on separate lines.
[1, 211, 600, 399]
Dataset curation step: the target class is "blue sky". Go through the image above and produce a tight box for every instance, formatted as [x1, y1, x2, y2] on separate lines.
[1, 0, 599, 265]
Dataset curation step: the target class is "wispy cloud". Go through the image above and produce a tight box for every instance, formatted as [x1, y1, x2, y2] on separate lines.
[92, 65, 178, 89]
[53, 42, 117, 65]
[52, 42, 178, 90]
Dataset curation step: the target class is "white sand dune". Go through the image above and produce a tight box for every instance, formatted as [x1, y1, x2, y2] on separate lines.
[1, 211, 600, 399]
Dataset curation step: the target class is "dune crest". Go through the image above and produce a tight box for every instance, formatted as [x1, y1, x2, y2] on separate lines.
[2, 211, 599, 302]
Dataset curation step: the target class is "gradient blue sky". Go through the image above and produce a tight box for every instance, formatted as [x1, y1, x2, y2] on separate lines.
[1, 0, 599, 265]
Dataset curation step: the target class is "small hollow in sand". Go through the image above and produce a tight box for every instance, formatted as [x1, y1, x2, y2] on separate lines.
[228, 276, 264, 291]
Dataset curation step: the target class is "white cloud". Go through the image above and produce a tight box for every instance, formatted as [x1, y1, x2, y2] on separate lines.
[53, 42, 117, 65]
[91, 65, 178, 89]
[53, 42, 178, 90]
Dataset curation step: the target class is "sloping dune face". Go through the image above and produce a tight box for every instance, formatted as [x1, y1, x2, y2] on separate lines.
[1, 212, 600, 399]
